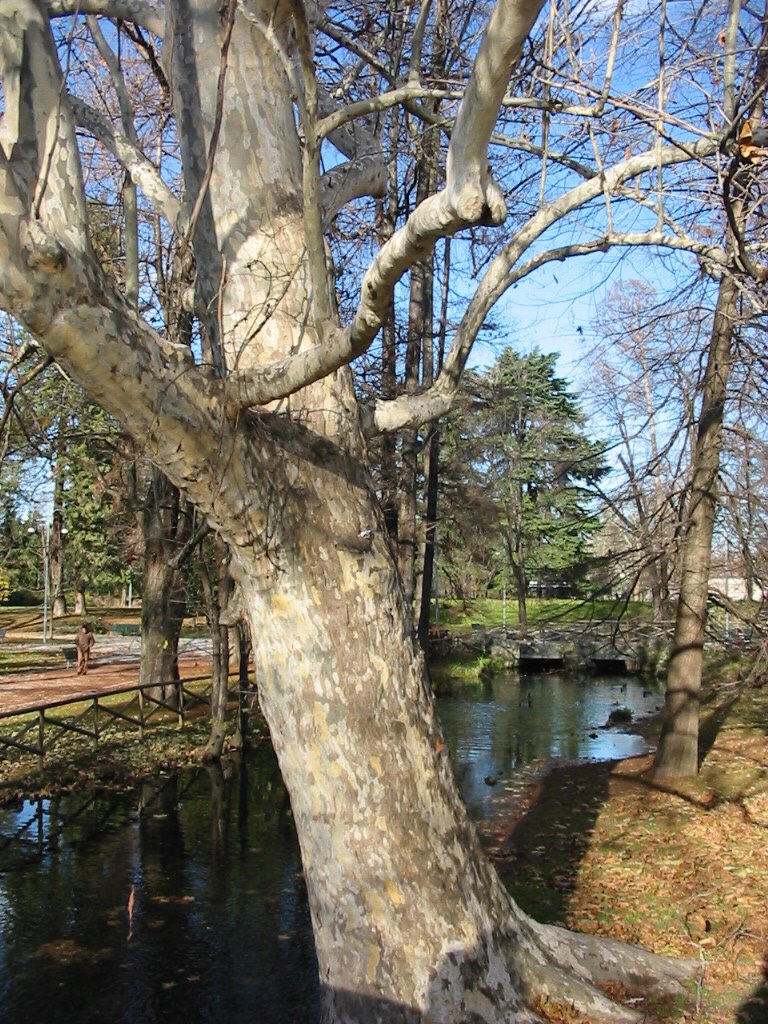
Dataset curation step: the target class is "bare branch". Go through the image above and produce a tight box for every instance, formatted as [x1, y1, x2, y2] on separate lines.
[347, 0, 547, 354]
[86, 16, 140, 303]
[177, 0, 238, 261]
[227, 120, 724, 419]
[290, 0, 333, 327]
[69, 94, 186, 232]
[42, 0, 165, 36]
[312, 88, 388, 219]
[222, 0, 546, 409]
[0, 0, 94, 319]
[320, 154, 387, 224]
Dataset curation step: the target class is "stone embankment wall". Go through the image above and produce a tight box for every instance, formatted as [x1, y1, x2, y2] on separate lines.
[430, 622, 671, 675]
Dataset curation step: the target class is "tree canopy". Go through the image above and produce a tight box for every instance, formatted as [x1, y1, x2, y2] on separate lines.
[2, 0, 765, 1019]
[441, 348, 606, 618]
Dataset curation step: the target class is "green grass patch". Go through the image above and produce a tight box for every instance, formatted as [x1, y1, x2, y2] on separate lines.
[429, 653, 507, 692]
[435, 596, 654, 631]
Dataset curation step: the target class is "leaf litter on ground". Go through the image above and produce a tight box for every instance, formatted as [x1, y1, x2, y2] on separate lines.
[487, 681, 768, 1024]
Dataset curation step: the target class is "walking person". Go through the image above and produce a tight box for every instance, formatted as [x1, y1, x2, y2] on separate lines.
[75, 622, 95, 675]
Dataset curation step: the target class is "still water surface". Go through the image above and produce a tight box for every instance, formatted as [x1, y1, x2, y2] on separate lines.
[0, 671, 660, 1023]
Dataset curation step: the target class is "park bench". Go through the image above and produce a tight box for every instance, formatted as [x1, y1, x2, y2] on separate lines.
[109, 623, 141, 636]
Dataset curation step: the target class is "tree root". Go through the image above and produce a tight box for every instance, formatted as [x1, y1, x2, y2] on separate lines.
[516, 917, 701, 1023]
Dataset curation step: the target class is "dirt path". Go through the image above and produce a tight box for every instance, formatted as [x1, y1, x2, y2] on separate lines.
[0, 646, 214, 716]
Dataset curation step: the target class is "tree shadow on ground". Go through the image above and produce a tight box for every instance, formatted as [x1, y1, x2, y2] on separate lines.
[698, 687, 742, 766]
[735, 953, 768, 1024]
[493, 758, 614, 923]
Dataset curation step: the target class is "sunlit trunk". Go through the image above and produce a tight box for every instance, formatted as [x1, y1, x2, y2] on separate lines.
[227, 410, 694, 1020]
[201, 536, 232, 759]
[0, 0, 702, 1014]
[653, 272, 737, 779]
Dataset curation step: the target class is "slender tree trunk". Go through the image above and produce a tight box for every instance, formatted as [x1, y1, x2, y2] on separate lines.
[653, 4, 767, 777]
[202, 536, 233, 760]
[376, 188, 399, 541]
[514, 560, 528, 631]
[139, 470, 191, 701]
[237, 624, 252, 689]
[397, 258, 426, 606]
[652, 272, 738, 778]
[51, 448, 67, 617]
[417, 427, 439, 649]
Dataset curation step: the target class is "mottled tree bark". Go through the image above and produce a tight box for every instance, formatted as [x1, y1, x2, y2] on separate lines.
[0, 0, 705, 1016]
[139, 470, 192, 701]
[200, 535, 233, 759]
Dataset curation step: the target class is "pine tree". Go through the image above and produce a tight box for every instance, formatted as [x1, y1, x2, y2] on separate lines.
[445, 349, 607, 625]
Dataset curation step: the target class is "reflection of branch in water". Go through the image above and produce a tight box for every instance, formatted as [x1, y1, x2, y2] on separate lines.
[127, 884, 136, 942]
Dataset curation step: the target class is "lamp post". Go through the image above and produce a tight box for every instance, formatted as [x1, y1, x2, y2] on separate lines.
[28, 522, 50, 642]
[28, 517, 68, 642]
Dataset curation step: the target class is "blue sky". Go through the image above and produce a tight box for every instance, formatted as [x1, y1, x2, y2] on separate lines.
[472, 244, 702, 388]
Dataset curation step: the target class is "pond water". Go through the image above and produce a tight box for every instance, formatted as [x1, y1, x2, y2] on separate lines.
[0, 671, 661, 1024]
[438, 671, 661, 823]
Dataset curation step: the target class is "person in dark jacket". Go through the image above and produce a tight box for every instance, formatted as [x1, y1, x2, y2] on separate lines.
[75, 622, 95, 675]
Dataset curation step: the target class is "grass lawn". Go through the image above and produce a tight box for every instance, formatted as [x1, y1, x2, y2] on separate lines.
[435, 596, 655, 630]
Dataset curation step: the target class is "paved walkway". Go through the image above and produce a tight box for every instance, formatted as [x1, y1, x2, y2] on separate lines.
[0, 637, 214, 716]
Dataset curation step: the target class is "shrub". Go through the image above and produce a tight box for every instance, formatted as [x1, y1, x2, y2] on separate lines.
[606, 706, 633, 726]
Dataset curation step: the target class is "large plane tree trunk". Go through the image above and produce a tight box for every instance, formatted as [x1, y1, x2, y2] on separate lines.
[0, 0, 706, 1018]
[228, 411, 697, 1023]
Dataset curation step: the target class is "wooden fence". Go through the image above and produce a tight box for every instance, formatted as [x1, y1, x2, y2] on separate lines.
[0, 677, 251, 767]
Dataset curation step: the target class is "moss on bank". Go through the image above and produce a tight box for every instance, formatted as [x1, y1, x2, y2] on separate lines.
[429, 653, 508, 693]
[0, 712, 271, 808]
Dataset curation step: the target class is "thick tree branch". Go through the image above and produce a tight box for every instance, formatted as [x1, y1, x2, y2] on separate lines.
[320, 154, 387, 224]
[69, 95, 186, 232]
[365, 220, 724, 436]
[347, 0, 547, 353]
[42, 0, 165, 36]
[317, 86, 387, 219]
[226, 127, 722, 417]
[290, 0, 333, 328]
[223, 0, 546, 409]
[0, 0, 96, 324]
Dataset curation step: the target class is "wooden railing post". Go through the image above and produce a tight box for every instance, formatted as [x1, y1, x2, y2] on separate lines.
[176, 681, 184, 728]
[137, 687, 145, 740]
[38, 709, 45, 768]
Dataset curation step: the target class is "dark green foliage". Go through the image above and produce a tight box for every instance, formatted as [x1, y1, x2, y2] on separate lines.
[59, 401, 138, 596]
[0, 337, 141, 601]
[440, 348, 607, 613]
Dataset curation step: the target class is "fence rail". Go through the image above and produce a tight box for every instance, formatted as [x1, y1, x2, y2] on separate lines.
[0, 676, 244, 767]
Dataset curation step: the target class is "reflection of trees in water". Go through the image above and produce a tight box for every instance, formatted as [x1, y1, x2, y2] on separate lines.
[438, 671, 652, 815]
[0, 748, 319, 1024]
